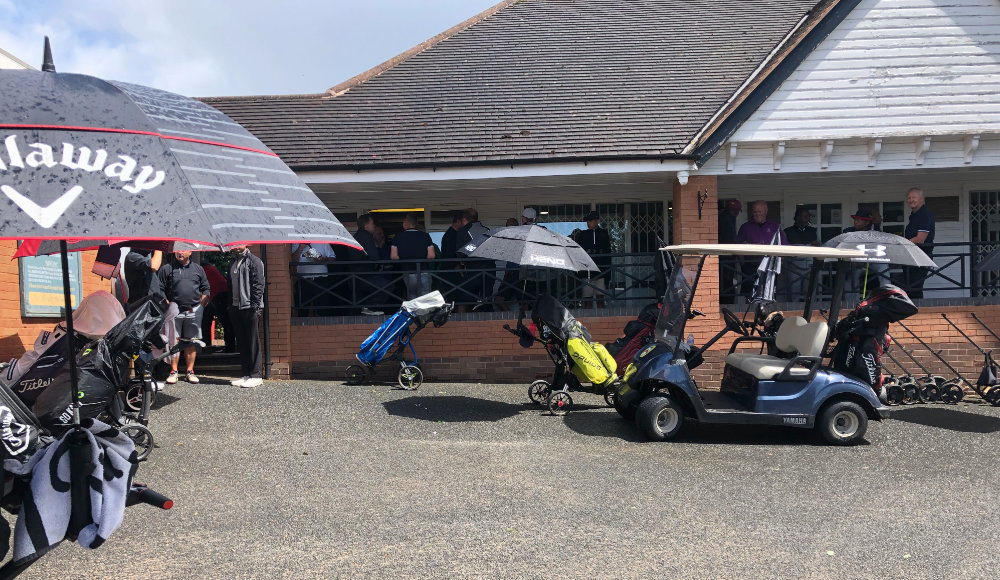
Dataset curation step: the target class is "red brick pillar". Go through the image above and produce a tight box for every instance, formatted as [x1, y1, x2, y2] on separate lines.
[672, 175, 720, 339]
[261, 244, 293, 379]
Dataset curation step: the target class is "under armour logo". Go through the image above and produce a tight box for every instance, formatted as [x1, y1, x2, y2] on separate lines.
[856, 243, 888, 260]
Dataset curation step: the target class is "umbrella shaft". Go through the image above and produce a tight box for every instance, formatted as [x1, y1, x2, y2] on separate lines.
[59, 241, 82, 419]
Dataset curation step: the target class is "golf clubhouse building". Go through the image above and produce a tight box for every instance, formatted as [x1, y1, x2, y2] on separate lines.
[4, 0, 1000, 384]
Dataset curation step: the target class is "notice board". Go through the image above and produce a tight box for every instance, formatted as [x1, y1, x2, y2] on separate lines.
[18, 253, 82, 317]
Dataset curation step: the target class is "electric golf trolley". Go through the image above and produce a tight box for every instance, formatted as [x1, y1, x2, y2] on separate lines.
[615, 244, 908, 445]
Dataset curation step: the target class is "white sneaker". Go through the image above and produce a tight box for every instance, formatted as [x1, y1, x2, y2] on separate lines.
[241, 377, 263, 389]
[231, 376, 249, 387]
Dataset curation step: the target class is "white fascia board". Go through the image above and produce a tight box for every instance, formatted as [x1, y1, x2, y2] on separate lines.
[302, 159, 698, 184]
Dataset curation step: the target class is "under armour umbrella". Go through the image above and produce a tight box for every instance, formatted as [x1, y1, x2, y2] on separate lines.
[458, 224, 599, 272]
[823, 230, 936, 267]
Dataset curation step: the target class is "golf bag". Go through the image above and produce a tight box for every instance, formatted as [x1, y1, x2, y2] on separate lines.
[533, 295, 617, 388]
[830, 285, 918, 390]
[355, 291, 454, 367]
[604, 302, 658, 369]
[17, 295, 168, 435]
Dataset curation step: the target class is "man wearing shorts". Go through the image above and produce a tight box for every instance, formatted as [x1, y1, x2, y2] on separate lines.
[157, 250, 210, 384]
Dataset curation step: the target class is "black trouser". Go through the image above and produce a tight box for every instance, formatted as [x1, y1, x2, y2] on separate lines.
[230, 307, 262, 378]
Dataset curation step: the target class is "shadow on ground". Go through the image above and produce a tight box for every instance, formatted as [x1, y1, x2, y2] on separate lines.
[150, 392, 181, 411]
[383, 396, 525, 422]
[889, 406, 1000, 433]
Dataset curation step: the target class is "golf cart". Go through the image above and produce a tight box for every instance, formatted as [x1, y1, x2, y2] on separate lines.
[615, 243, 894, 445]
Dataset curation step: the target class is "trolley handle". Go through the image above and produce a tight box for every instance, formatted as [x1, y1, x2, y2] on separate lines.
[127, 483, 173, 510]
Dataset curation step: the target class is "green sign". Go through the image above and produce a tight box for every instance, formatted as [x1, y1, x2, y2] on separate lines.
[18, 253, 83, 317]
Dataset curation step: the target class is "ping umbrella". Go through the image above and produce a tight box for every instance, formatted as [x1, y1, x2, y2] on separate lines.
[458, 224, 598, 272]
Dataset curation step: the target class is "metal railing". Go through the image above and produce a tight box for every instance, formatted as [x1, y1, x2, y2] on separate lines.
[720, 241, 995, 305]
[289, 253, 661, 317]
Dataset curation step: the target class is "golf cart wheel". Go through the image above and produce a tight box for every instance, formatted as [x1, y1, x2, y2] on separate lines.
[885, 384, 905, 406]
[635, 396, 684, 441]
[547, 391, 573, 416]
[397, 364, 423, 390]
[121, 424, 154, 461]
[902, 383, 921, 405]
[614, 394, 636, 421]
[345, 364, 367, 385]
[817, 400, 868, 445]
[528, 380, 552, 405]
[940, 381, 964, 404]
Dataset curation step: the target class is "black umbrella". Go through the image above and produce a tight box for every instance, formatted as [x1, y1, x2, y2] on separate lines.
[457, 224, 598, 272]
[750, 232, 783, 304]
[824, 230, 935, 267]
[0, 41, 358, 429]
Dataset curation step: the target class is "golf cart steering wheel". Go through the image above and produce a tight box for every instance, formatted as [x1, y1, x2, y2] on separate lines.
[722, 307, 748, 336]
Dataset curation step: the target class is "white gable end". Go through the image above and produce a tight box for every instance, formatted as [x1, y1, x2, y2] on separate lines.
[730, 0, 1000, 143]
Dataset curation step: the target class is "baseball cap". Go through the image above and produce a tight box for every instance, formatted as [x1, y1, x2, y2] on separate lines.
[727, 199, 742, 212]
[522, 208, 537, 220]
[851, 208, 874, 221]
[584, 210, 600, 221]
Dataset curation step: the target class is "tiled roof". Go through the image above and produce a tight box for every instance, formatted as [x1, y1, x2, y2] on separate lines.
[203, 0, 830, 170]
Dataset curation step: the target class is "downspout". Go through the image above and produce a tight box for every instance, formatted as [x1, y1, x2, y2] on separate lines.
[261, 245, 271, 379]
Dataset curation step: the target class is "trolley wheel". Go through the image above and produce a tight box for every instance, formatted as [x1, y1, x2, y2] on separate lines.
[528, 380, 551, 405]
[547, 391, 573, 416]
[397, 364, 423, 390]
[603, 384, 617, 407]
[902, 383, 921, 405]
[635, 395, 684, 441]
[121, 424, 154, 462]
[123, 381, 157, 413]
[345, 364, 367, 385]
[885, 383, 905, 405]
[985, 386, 1000, 407]
[919, 379, 941, 402]
[940, 381, 965, 404]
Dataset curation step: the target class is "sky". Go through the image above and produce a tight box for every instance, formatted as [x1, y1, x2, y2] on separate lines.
[0, 0, 499, 97]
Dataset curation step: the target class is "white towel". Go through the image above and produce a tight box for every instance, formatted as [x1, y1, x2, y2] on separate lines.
[7, 418, 137, 564]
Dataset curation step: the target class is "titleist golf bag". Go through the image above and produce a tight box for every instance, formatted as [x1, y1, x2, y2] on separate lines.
[830, 285, 918, 390]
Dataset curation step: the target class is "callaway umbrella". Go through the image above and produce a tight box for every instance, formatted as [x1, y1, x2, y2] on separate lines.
[0, 41, 359, 425]
[457, 224, 599, 272]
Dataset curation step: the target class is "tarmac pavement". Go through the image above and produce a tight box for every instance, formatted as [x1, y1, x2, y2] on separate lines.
[10, 378, 1000, 579]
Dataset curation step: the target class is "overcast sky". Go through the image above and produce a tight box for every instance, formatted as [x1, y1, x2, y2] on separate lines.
[0, 0, 499, 97]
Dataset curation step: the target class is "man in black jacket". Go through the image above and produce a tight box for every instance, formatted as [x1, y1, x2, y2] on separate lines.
[227, 245, 265, 388]
[575, 210, 611, 308]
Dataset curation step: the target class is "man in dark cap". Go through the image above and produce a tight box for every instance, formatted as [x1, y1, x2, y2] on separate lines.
[783, 206, 818, 301]
[574, 210, 611, 308]
[842, 207, 885, 301]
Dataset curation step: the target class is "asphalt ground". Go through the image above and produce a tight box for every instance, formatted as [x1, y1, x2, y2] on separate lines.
[7, 378, 1000, 579]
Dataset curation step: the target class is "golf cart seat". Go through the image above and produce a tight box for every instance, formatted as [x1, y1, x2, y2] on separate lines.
[726, 316, 828, 380]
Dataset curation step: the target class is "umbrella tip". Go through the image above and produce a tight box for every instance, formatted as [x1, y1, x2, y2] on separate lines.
[41, 36, 56, 72]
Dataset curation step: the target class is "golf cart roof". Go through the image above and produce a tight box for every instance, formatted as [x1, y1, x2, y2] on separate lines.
[661, 244, 866, 260]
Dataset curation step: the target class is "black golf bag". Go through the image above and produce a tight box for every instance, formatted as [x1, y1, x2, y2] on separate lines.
[830, 285, 918, 390]
[604, 302, 658, 369]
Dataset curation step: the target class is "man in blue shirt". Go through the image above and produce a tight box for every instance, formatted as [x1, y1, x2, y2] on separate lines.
[903, 188, 935, 298]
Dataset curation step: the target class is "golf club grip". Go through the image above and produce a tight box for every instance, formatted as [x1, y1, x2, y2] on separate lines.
[129, 484, 173, 510]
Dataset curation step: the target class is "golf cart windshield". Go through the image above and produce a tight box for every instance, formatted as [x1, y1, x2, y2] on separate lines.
[654, 254, 704, 350]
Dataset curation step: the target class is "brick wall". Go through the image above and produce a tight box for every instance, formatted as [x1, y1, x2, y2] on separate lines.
[0, 240, 107, 360]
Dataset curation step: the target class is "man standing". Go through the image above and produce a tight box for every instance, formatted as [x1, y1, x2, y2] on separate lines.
[736, 201, 786, 295]
[718, 199, 741, 303]
[783, 206, 818, 301]
[457, 208, 490, 306]
[352, 213, 384, 315]
[157, 251, 210, 384]
[227, 245, 265, 388]
[391, 213, 436, 298]
[903, 187, 935, 298]
[291, 242, 336, 316]
[842, 208, 887, 301]
[521, 207, 537, 225]
[574, 210, 611, 308]
[123, 249, 163, 311]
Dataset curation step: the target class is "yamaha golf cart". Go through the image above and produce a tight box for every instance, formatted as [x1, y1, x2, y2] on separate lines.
[615, 243, 898, 445]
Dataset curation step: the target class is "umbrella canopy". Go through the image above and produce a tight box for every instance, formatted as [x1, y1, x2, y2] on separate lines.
[0, 67, 358, 250]
[823, 230, 936, 268]
[458, 224, 598, 272]
[750, 232, 783, 304]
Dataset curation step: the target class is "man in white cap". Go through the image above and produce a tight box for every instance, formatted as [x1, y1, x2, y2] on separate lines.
[522, 208, 537, 225]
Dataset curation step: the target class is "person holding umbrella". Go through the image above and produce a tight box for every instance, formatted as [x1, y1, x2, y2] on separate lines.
[574, 210, 611, 308]
[227, 246, 265, 388]
[123, 249, 163, 311]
